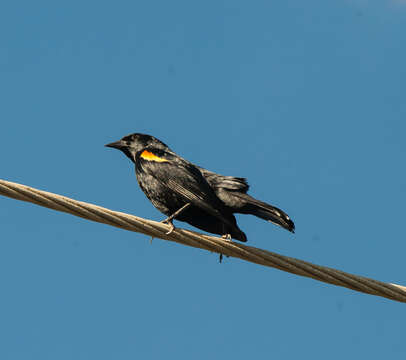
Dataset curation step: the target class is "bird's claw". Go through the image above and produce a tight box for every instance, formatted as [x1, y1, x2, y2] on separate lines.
[219, 234, 232, 263]
[221, 234, 233, 242]
[162, 220, 175, 235]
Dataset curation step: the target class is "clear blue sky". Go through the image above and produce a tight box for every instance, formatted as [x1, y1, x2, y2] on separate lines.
[1, 1, 405, 359]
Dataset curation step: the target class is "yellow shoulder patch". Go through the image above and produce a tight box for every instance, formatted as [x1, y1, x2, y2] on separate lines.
[140, 150, 169, 162]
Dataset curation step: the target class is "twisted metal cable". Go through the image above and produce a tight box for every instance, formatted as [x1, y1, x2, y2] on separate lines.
[1, 178, 405, 303]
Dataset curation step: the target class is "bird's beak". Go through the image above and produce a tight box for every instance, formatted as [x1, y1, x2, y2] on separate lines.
[105, 140, 125, 149]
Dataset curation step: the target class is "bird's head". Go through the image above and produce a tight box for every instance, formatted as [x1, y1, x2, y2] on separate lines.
[105, 133, 170, 163]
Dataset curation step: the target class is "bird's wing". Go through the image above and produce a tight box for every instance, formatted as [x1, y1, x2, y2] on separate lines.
[198, 167, 250, 193]
[137, 148, 238, 229]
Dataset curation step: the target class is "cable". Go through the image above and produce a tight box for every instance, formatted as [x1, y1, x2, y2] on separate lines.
[1, 178, 405, 303]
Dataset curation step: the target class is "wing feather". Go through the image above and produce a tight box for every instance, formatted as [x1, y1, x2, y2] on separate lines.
[138, 149, 238, 230]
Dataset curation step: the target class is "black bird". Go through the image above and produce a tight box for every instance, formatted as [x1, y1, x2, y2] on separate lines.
[105, 133, 294, 242]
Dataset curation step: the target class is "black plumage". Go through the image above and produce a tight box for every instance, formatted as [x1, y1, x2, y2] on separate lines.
[105, 133, 294, 242]
[198, 168, 295, 232]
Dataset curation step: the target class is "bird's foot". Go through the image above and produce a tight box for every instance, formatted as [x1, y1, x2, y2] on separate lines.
[219, 234, 232, 263]
[160, 203, 192, 235]
[161, 218, 175, 235]
[221, 234, 233, 242]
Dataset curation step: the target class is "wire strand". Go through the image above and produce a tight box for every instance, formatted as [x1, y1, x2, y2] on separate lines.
[1, 178, 405, 303]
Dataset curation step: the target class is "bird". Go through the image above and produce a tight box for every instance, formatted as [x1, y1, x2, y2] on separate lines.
[105, 133, 295, 243]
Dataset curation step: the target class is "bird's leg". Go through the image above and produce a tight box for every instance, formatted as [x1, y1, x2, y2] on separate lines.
[161, 203, 191, 235]
[162, 203, 191, 223]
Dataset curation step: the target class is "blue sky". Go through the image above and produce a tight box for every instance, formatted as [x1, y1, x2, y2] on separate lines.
[1, 1, 406, 359]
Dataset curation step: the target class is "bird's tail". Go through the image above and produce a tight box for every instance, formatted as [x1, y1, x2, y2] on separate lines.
[233, 193, 295, 233]
[229, 227, 247, 242]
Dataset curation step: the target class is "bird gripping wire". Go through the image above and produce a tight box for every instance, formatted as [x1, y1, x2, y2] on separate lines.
[0, 178, 405, 303]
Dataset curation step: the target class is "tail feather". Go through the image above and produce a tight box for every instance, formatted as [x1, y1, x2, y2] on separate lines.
[230, 228, 247, 242]
[233, 193, 295, 233]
